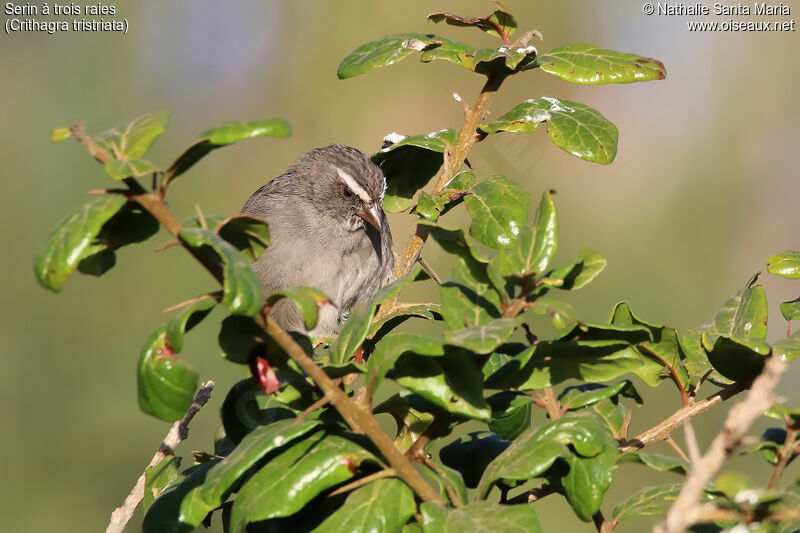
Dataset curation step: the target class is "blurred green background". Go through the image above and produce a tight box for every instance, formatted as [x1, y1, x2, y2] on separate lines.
[2, 1, 798, 531]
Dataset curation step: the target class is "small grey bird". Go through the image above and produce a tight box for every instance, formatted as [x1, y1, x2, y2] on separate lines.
[241, 145, 395, 337]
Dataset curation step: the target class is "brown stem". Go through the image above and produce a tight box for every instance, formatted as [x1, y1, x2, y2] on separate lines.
[106, 381, 215, 533]
[393, 74, 506, 278]
[406, 411, 450, 460]
[542, 387, 562, 420]
[422, 456, 464, 508]
[638, 344, 689, 407]
[656, 356, 788, 533]
[767, 426, 798, 489]
[619, 381, 745, 453]
[71, 123, 445, 506]
[503, 484, 556, 504]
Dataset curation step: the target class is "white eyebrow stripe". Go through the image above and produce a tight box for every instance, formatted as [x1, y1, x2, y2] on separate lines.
[336, 167, 371, 203]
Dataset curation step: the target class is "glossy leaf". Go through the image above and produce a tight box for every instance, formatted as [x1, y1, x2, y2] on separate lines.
[425, 459, 469, 506]
[780, 298, 800, 321]
[488, 190, 557, 292]
[394, 348, 491, 421]
[94, 111, 170, 178]
[486, 391, 532, 440]
[179, 228, 262, 316]
[464, 175, 530, 249]
[413, 171, 474, 222]
[368, 302, 441, 343]
[164, 419, 320, 528]
[366, 333, 444, 395]
[537, 43, 667, 84]
[480, 98, 619, 164]
[477, 414, 613, 497]
[220, 379, 296, 444]
[143, 456, 181, 512]
[700, 277, 768, 344]
[421, 501, 541, 533]
[137, 326, 199, 422]
[35, 195, 126, 292]
[612, 483, 683, 523]
[560, 380, 640, 411]
[267, 286, 329, 331]
[440, 258, 503, 331]
[142, 460, 219, 533]
[539, 249, 607, 292]
[772, 330, 800, 362]
[166, 118, 291, 183]
[312, 478, 416, 533]
[767, 250, 800, 279]
[373, 393, 435, 452]
[621, 452, 689, 474]
[440, 431, 511, 488]
[216, 215, 270, 262]
[561, 439, 619, 521]
[444, 318, 518, 353]
[229, 432, 379, 532]
[165, 298, 216, 353]
[372, 129, 457, 212]
[427, 3, 517, 40]
[337, 33, 475, 79]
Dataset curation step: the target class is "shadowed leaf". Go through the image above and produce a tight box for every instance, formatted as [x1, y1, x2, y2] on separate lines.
[137, 326, 198, 422]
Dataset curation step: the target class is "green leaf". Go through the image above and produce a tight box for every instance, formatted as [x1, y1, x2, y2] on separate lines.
[772, 330, 800, 362]
[620, 452, 689, 474]
[104, 158, 162, 180]
[780, 298, 800, 321]
[444, 318, 518, 354]
[175, 419, 321, 528]
[329, 268, 426, 363]
[423, 222, 490, 273]
[337, 33, 475, 79]
[367, 302, 442, 343]
[94, 111, 170, 165]
[394, 348, 491, 421]
[220, 378, 296, 444]
[165, 298, 216, 353]
[539, 249, 607, 292]
[137, 326, 199, 422]
[50, 126, 71, 142]
[412, 171, 475, 222]
[480, 98, 619, 164]
[488, 190, 558, 293]
[560, 380, 640, 411]
[267, 287, 329, 331]
[228, 432, 380, 532]
[166, 118, 291, 183]
[373, 393, 435, 452]
[142, 460, 219, 533]
[612, 483, 683, 523]
[440, 431, 510, 488]
[767, 251, 800, 279]
[705, 335, 769, 382]
[35, 195, 127, 292]
[440, 257, 503, 331]
[424, 459, 469, 506]
[372, 129, 458, 212]
[216, 215, 270, 262]
[179, 228, 262, 316]
[703, 278, 769, 343]
[537, 43, 667, 84]
[561, 440, 619, 521]
[421, 501, 542, 533]
[143, 456, 182, 512]
[464, 175, 530, 249]
[218, 315, 265, 364]
[486, 391, 532, 440]
[312, 478, 416, 533]
[527, 298, 578, 330]
[366, 333, 445, 395]
[477, 414, 613, 498]
[427, 3, 517, 40]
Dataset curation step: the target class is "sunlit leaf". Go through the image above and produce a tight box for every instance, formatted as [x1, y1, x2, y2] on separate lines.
[486, 391, 532, 440]
[312, 478, 416, 533]
[537, 43, 667, 84]
[94, 111, 170, 175]
[612, 483, 683, 523]
[143, 456, 182, 512]
[366, 333, 444, 395]
[137, 326, 198, 422]
[444, 318, 518, 354]
[780, 298, 800, 321]
[464, 175, 530, 249]
[427, 3, 517, 40]
[480, 98, 618, 164]
[767, 250, 800, 279]
[166, 118, 291, 183]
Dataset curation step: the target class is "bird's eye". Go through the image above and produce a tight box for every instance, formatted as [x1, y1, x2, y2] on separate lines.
[342, 185, 353, 198]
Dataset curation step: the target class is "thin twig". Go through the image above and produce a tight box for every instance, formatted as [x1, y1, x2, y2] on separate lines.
[161, 292, 220, 314]
[422, 456, 464, 508]
[665, 435, 691, 463]
[683, 419, 702, 464]
[767, 426, 798, 489]
[106, 381, 215, 533]
[656, 356, 788, 533]
[417, 256, 443, 285]
[327, 468, 396, 497]
[504, 484, 556, 505]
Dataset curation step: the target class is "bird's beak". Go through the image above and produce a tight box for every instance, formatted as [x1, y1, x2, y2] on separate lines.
[358, 203, 383, 231]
